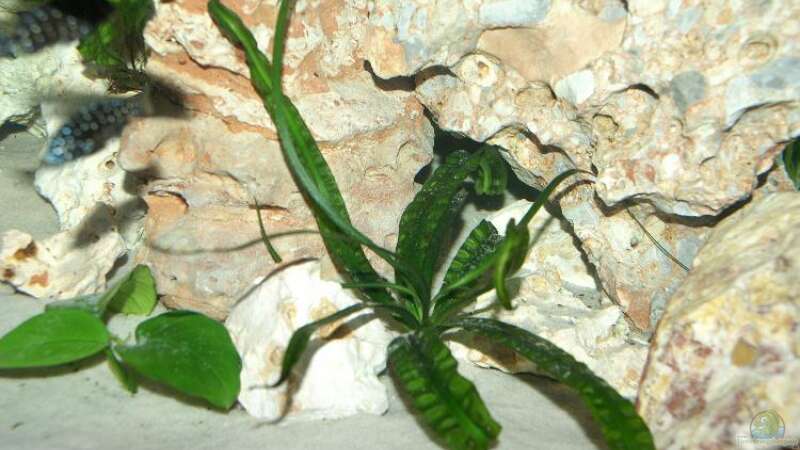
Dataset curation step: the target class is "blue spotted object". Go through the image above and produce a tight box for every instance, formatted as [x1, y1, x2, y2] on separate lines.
[44, 98, 143, 165]
[0, 6, 92, 57]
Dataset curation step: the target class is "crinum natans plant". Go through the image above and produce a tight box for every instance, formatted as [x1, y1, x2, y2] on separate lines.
[208, 1, 655, 449]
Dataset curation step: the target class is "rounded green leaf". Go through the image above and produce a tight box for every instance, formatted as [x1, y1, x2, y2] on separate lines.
[0, 309, 110, 368]
[107, 264, 158, 315]
[115, 311, 241, 409]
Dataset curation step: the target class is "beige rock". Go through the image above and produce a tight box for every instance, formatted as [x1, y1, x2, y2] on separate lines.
[637, 193, 800, 449]
[225, 260, 394, 421]
[119, 109, 430, 319]
[449, 200, 649, 398]
[0, 206, 126, 299]
[121, 0, 433, 319]
[408, 0, 799, 330]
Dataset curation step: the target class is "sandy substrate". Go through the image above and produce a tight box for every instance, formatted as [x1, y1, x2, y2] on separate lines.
[0, 130, 605, 450]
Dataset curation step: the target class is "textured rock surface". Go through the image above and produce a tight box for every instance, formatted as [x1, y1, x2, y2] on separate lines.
[123, 0, 433, 319]
[0, 42, 108, 128]
[637, 193, 800, 449]
[401, 0, 800, 330]
[35, 99, 147, 248]
[0, 208, 126, 298]
[449, 200, 649, 398]
[225, 260, 393, 421]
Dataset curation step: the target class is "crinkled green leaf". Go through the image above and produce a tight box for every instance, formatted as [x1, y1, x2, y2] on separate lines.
[208, 0, 399, 308]
[472, 147, 508, 196]
[0, 309, 109, 368]
[389, 331, 500, 450]
[397, 147, 507, 301]
[432, 221, 502, 320]
[451, 318, 655, 450]
[273, 303, 365, 387]
[107, 348, 138, 394]
[783, 139, 800, 190]
[114, 311, 241, 409]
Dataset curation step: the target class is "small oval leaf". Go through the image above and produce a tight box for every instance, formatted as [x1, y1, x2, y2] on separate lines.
[115, 311, 242, 409]
[107, 264, 157, 315]
[0, 309, 109, 368]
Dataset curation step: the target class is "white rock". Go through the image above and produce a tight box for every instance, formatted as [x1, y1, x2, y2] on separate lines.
[0, 207, 126, 299]
[225, 261, 394, 422]
[35, 99, 147, 248]
[449, 200, 648, 398]
[0, 42, 108, 128]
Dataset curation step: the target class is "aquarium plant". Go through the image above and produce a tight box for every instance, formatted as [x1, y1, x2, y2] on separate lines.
[208, 1, 655, 449]
[0, 265, 242, 409]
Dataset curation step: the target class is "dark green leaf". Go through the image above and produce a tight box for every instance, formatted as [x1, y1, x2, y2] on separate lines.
[208, 0, 399, 307]
[472, 147, 508, 196]
[783, 139, 800, 190]
[253, 197, 283, 263]
[107, 348, 138, 393]
[115, 311, 241, 409]
[0, 309, 109, 368]
[273, 303, 365, 387]
[451, 318, 655, 450]
[388, 332, 501, 450]
[78, 0, 154, 92]
[396, 147, 507, 299]
[107, 265, 157, 315]
[442, 221, 501, 290]
[492, 220, 529, 309]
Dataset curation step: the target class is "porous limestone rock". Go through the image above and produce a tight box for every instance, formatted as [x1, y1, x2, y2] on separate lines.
[0, 42, 108, 128]
[0, 206, 126, 298]
[402, 0, 800, 330]
[225, 260, 393, 421]
[121, 0, 433, 319]
[449, 200, 648, 398]
[637, 193, 800, 449]
[35, 99, 147, 248]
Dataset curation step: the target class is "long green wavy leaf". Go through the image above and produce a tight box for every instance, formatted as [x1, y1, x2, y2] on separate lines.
[396, 147, 506, 306]
[388, 332, 500, 450]
[451, 318, 655, 450]
[208, 0, 399, 307]
[783, 138, 800, 190]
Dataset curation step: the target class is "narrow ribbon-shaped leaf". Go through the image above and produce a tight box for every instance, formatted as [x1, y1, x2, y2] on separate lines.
[0, 309, 109, 368]
[253, 197, 283, 263]
[783, 138, 800, 190]
[492, 220, 529, 309]
[115, 311, 241, 409]
[208, 0, 399, 307]
[388, 332, 501, 450]
[451, 318, 655, 450]
[273, 303, 366, 387]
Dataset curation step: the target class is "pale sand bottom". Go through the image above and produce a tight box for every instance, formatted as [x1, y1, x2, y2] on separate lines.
[0, 130, 605, 450]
